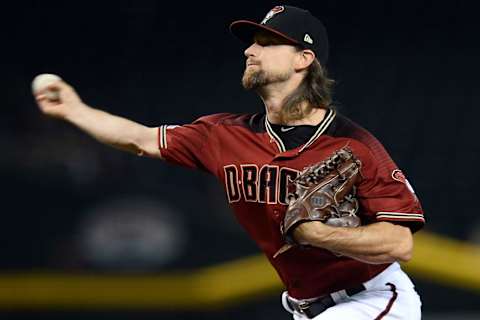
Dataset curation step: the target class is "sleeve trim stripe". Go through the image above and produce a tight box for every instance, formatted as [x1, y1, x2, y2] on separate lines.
[159, 126, 164, 149]
[157, 127, 161, 149]
[159, 125, 167, 149]
[163, 125, 167, 148]
[377, 216, 425, 222]
[376, 211, 424, 217]
[376, 213, 425, 222]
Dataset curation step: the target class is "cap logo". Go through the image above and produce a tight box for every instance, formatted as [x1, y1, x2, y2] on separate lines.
[304, 33, 313, 44]
[261, 6, 284, 25]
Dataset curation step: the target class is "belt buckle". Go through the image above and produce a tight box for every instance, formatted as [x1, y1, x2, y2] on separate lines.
[298, 300, 311, 312]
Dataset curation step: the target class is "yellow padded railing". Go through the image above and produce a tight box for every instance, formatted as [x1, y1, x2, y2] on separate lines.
[0, 231, 478, 309]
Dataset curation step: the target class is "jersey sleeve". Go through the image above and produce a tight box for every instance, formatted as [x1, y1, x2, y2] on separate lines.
[157, 114, 224, 174]
[350, 139, 425, 233]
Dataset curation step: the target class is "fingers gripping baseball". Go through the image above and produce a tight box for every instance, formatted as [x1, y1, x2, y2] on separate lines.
[32, 74, 83, 119]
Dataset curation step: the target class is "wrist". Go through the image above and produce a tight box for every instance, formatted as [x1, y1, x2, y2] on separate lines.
[293, 221, 328, 245]
[64, 102, 89, 122]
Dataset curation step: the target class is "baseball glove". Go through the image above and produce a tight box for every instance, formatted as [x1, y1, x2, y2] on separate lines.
[273, 147, 362, 258]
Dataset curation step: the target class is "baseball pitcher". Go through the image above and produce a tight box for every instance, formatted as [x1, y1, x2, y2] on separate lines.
[34, 5, 425, 320]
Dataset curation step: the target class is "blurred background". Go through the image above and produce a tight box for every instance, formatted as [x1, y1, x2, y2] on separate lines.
[1, 0, 480, 319]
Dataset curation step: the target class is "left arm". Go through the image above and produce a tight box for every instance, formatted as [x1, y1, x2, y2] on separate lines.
[293, 221, 413, 264]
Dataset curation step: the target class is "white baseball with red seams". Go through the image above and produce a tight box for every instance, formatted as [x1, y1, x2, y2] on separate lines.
[31, 73, 62, 101]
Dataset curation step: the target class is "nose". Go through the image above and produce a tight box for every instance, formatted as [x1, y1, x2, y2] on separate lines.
[244, 42, 260, 58]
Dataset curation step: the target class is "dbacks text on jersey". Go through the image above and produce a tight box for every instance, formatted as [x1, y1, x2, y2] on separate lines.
[223, 164, 299, 205]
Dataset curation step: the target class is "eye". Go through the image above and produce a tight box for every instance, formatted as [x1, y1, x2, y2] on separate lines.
[255, 37, 283, 47]
[253, 33, 282, 47]
[256, 39, 273, 46]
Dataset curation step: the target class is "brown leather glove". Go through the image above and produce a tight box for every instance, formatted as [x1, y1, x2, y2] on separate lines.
[274, 147, 362, 258]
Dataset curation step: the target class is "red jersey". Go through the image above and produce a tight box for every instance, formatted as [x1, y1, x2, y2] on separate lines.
[157, 109, 425, 299]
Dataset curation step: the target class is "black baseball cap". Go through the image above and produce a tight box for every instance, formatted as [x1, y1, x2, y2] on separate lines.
[230, 5, 329, 66]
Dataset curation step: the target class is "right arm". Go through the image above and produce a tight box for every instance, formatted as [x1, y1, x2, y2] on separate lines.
[34, 80, 161, 158]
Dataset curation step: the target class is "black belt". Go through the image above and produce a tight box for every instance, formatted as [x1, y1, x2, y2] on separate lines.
[286, 284, 366, 319]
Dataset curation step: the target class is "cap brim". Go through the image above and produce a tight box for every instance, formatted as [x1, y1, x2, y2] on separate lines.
[230, 20, 300, 46]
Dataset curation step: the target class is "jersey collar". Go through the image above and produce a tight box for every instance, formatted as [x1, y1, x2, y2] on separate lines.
[265, 108, 336, 153]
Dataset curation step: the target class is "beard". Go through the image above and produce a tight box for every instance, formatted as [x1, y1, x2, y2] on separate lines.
[242, 67, 290, 90]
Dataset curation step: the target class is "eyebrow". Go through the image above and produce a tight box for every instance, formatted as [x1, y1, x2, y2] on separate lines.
[253, 32, 292, 45]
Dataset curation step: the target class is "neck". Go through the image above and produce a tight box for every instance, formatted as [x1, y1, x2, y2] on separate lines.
[281, 107, 328, 126]
[259, 76, 327, 126]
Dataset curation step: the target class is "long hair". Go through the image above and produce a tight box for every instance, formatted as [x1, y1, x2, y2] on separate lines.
[280, 57, 335, 123]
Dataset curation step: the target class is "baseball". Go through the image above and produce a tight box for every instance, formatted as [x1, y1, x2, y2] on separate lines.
[32, 73, 62, 101]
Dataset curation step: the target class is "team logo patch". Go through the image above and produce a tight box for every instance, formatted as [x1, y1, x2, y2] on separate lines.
[391, 169, 406, 183]
[261, 6, 285, 24]
[392, 169, 416, 194]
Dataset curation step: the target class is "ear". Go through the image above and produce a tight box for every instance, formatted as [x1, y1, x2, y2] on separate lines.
[293, 49, 315, 71]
